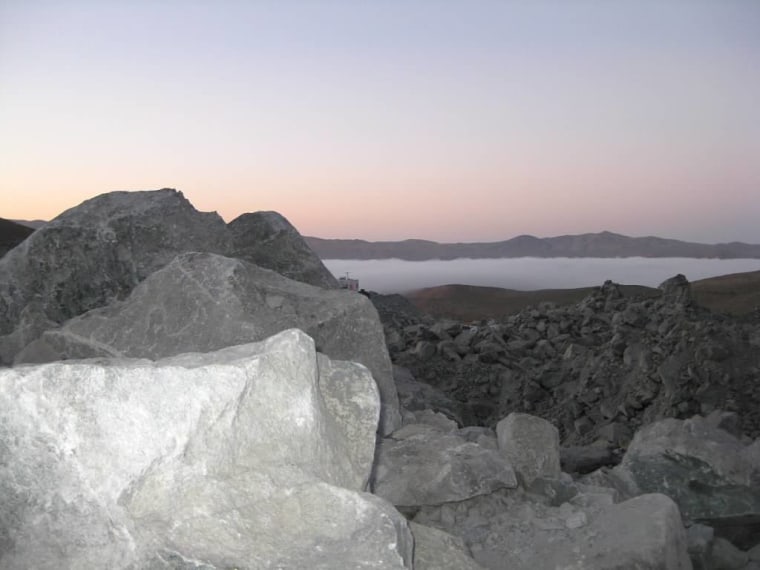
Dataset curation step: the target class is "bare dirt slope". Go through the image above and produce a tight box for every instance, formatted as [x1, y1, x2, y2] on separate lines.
[691, 269, 760, 315]
[405, 283, 657, 322]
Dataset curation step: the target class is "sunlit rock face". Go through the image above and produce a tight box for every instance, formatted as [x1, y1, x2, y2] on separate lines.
[0, 330, 412, 570]
[16, 251, 401, 435]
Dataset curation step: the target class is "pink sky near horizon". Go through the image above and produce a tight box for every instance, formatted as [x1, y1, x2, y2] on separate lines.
[1, 1, 759, 244]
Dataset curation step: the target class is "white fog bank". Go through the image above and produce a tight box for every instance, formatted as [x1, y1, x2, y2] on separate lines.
[323, 258, 760, 294]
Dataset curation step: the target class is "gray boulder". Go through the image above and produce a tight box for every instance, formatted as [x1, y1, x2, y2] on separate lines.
[414, 491, 692, 570]
[496, 412, 561, 486]
[0, 329, 412, 569]
[16, 252, 401, 434]
[0, 189, 232, 364]
[615, 416, 760, 547]
[372, 424, 517, 507]
[229, 211, 339, 288]
[409, 522, 485, 570]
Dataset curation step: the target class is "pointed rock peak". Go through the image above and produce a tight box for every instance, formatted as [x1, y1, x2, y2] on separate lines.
[229, 210, 296, 236]
[658, 273, 692, 304]
[229, 210, 339, 289]
[49, 189, 210, 226]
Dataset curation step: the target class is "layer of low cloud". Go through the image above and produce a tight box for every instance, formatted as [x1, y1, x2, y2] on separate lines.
[324, 258, 760, 294]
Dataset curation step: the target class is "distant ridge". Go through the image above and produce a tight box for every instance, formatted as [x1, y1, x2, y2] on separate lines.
[305, 231, 760, 260]
[0, 218, 35, 257]
[11, 219, 47, 229]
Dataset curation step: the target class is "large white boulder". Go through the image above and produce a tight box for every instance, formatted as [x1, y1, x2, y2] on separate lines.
[0, 329, 412, 569]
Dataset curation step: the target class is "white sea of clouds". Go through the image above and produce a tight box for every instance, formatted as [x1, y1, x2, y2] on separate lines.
[323, 258, 760, 294]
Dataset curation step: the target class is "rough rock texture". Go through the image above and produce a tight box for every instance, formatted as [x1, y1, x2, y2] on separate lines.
[496, 412, 561, 486]
[0, 329, 413, 569]
[409, 522, 485, 570]
[229, 211, 339, 289]
[16, 252, 401, 434]
[0, 189, 232, 364]
[414, 489, 692, 570]
[615, 416, 760, 548]
[394, 365, 465, 425]
[372, 423, 517, 507]
[377, 276, 760, 445]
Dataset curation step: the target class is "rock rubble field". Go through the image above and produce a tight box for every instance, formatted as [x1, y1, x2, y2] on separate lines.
[1, 189, 760, 569]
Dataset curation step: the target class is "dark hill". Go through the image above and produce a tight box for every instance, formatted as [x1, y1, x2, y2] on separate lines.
[691, 269, 760, 315]
[405, 283, 658, 322]
[0, 217, 35, 258]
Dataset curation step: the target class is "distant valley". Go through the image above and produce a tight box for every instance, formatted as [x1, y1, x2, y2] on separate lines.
[306, 231, 760, 260]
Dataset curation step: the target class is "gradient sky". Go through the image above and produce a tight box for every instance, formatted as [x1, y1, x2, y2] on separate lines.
[1, 1, 759, 243]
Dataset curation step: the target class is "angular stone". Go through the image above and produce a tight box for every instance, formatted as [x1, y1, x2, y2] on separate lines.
[497, 412, 561, 486]
[409, 522, 484, 570]
[228, 210, 338, 289]
[616, 416, 760, 547]
[0, 329, 412, 569]
[0, 189, 232, 364]
[659, 273, 693, 304]
[372, 427, 517, 507]
[16, 252, 401, 434]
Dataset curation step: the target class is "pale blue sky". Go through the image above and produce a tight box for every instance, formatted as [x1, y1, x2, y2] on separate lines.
[1, 1, 759, 242]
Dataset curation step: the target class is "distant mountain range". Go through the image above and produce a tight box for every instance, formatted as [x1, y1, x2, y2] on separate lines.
[305, 231, 760, 260]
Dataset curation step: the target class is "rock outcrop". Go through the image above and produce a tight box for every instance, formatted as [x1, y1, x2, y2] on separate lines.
[16, 252, 402, 434]
[372, 423, 517, 507]
[229, 211, 339, 288]
[615, 415, 760, 548]
[0, 190, 345, 366]
[0, 330, 413, 569]
[0, 189, 232, 364]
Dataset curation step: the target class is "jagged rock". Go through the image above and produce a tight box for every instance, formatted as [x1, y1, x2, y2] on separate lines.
[228, 211, 338, 288]
[0, 189, 232, 364]
[496, 413, 561, 486]
[372, 425, 517, 507]
[0, 329, 413, 569]
[409, 522, 485, 570]
[16, 252, 401, 434]
[615, 416, 760, 547]
[660, 273, 693, 305]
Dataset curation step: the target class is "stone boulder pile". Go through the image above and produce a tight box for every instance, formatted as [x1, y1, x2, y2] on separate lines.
[15, 251, 401, 434]
[0, 189, 338, 365]
[380, 277, 760, 447]
[4, 189, 760, 568]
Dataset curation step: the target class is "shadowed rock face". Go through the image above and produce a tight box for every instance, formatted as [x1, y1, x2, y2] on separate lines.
[229, 211, 339, 289]
[17, 252, 402, 435]
[0, 189, 232, 364]
[0, 330, 412, 569]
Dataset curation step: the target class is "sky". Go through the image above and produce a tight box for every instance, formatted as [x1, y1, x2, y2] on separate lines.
[1, 1, 759, 243]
